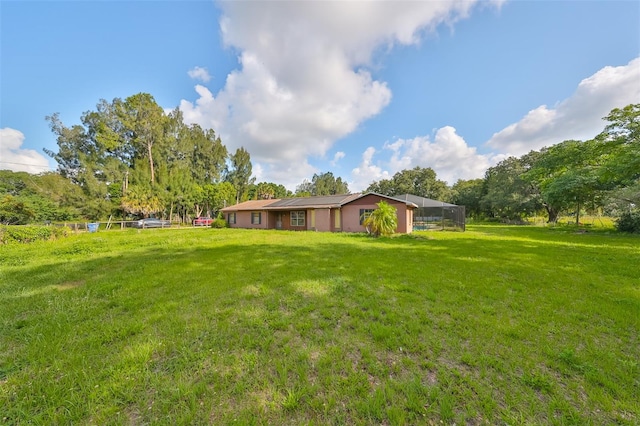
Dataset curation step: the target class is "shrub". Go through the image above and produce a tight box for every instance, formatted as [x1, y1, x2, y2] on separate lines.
[362, 201, 398, 237]
[0, 195, 35, 225]
[211, 218, 228, 228]
[615, 211, 640, 233]
[0, 225, 69, 244]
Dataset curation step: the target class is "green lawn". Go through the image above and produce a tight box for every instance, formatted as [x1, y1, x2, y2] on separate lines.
[1, 226, 638, 425]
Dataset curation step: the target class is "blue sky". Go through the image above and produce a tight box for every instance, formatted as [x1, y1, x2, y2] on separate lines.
[1, 1, 639, 191]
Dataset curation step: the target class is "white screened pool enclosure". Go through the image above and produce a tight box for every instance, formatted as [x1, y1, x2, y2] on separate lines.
[396, 194, 466, 231]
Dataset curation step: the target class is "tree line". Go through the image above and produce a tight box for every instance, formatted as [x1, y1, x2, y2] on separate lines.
[0, 95, 637, 227]
[449, 104, 639, 224]
[0, 93, 353, 225]
[364, 104, 638, 225]
[39, 93, 247, 223]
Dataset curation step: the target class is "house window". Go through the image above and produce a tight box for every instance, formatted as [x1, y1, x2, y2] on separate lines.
[291, 211, 305, 227]
[251, 212, 261, 225]
[228, 213, 236, 224]
[359, 209, 374, 225]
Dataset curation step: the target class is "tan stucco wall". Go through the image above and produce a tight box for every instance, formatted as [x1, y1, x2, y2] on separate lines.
[228, 211, 268, 229]
[341, 194, 413, 234]
[312, 208, 332, 231]
[405, 208, 413, 234]
[341, 205, 368, 233]
[331, 208, 341, 231]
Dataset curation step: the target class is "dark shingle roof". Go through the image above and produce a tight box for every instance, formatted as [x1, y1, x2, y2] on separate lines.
[220, 199, 280, 212]
[221, 193, 432, 212]
[267, 194, 359, 208]
[394, 194, 457, 207]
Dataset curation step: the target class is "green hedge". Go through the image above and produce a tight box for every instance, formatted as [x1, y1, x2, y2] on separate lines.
[211, 218, 228, 228]
[0, 225, 70, 244]
[616, 211, 640, 234]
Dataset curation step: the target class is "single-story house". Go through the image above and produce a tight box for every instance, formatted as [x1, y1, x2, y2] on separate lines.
[220, 192, 420, 233]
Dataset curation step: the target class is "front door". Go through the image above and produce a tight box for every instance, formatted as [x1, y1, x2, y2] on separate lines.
[276, 213, 282, 229]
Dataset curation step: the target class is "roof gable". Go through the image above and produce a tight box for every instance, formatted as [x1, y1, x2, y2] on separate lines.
[341, 192, 418, 208]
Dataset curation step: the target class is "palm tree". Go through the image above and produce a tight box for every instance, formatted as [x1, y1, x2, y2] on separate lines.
[362, 201, 398, 237]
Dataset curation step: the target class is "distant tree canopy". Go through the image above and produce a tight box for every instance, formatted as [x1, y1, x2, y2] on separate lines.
[366, 166, 451, 201]
[481, 155, 542, 221]
[451, 179, 484, 219]
[247, 182, 292, 200]
[295, 172, 349, 196]
[471, 103, 640, 223]
[42, 93, 245, 222]
[225, 147, 255, 204]
[0, 170, 82, 224]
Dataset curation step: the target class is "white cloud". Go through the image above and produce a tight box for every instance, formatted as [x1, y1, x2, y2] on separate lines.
[350, 147, 391, 192]
[330, 151, 345, 166]
[487, 57, 640, 156]
[0, 128, 51, 174]
[348, 57, 639, 191]
[180, 1, 493, 188]
[387, 127, 502, 184]
[187, 66, 211, 83]
[349, 126, 504, 191]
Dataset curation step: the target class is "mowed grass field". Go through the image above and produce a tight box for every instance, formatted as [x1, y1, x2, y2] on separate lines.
[0, 225, 638, 425]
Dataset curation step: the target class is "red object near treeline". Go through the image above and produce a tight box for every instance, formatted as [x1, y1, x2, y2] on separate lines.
[192, 217, 213, 226]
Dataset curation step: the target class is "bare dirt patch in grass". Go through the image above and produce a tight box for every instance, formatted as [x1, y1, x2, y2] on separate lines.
[54, 281, 85, 291]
